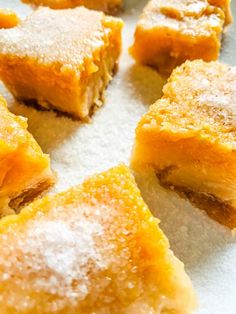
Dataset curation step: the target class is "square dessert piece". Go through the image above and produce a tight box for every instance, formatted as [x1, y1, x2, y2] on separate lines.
[129, 0, 225, 76]
[0, 7, 123, 119]
[0, 9, 19, 29]
[0, 165, 197, 313]
[21, 0, 123, 14]
[132, 60, 236, 229]
[0, 94, 53, 216]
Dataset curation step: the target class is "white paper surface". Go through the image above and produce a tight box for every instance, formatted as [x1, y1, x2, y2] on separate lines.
[0, 1, 236, 313]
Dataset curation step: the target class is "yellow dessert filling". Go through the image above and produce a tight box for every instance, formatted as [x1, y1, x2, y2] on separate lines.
[0, 7, 123, 119]
[0, 94, 53, 215]
[130, 0, 228, 76]
[0, 164, 196, 313]
[132, 60, 236, 228]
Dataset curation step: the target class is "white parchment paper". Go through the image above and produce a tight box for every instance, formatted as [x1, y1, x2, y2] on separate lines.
[0, 1, 236, 313]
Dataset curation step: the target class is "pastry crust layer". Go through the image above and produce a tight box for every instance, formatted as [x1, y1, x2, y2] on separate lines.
[156, 168, 236, 229]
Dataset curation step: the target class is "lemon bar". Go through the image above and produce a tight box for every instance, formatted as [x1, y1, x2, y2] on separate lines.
[132, 60, 236, 228]
[22, 0, 122, 14]
[0, 94, 53, 216]
[0, 165, 196, 313]
[0, 9, 19, 29]
[130, 0, 225, 76]
[0, 7, 123, 119]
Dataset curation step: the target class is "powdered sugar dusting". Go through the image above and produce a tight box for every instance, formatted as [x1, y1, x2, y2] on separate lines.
[141, 0, 223, 36]
[26, 219, 104, 298]
[0, 7, 110, 69]
[0, 205, 106, 311]
[195, 64, 236, 116]
[159, 60, 236, 148]
[0, 0, 235, 313]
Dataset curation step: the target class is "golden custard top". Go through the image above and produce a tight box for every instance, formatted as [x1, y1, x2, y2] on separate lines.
[0, 7, 122, 72]
[138, 0, 224, 36]
[0, 165, 195, 313]
[137, 60, 236, 150]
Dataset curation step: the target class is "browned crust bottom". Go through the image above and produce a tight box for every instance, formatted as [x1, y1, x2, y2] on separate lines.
[156, 169, 236, 229]
[17, 61, 119, 122]
[9, 176, 55, 213]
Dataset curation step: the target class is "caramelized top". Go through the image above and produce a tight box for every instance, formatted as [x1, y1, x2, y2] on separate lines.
[0, 165, 196, 313]
[138, 0, 224, 36]
[0, 7, 121, 73]
[137, 60, 236, 150]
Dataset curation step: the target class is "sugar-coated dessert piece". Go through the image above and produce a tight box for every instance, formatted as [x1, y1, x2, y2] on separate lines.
[21, 0, 122, 14]
[132, 60, 236, 228]
[0, 9, 19, 28]
[129, 0, 225, 76]
[0, 165, 197, 313]
[0, 7, 123, 119]
[0, 94, 53, 216]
